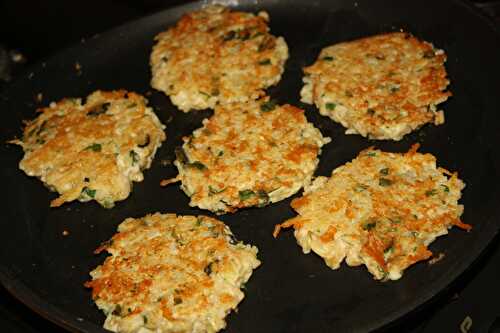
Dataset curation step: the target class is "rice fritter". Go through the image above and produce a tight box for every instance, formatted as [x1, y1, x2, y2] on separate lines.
[301, 32, 451, 140]
[274, 144, 470, 281]
[85, 213, 260, 333]
[150, 5, 289, 112]
[11, 90, 166, 208]
[164, 98, 331, 214]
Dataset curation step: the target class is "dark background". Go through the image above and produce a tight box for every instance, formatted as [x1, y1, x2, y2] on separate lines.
[0, 1, 499, 332]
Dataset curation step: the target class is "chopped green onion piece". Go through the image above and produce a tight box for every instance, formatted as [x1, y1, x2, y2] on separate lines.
[379, 168, 389, 175]
[321, 56, 334, 61]
[325, 102, 336, 110]
[260, 100, 277, 112]
[363, 221, 377, 231]
[440, 184, 450, 193]
[257, 190, 270, 207]
[188, 161, 207, 170]
[84, 143, 102, 152]
[129, 150, 139, 164]
[379, 178, 393, 186]
[87, 103, 110, 117]
[208, 185, 225, 196]
[258, 59, 271, 65]
[204, 262, 213, 275]
[239, 189, 255, 201]
[195, 217, 203, 226]
[211, 87, 220, 96]
[384, 244, 394, 254]
[81, 187, 96, 198]
[425, 189, 438, 196]
[389, 86, 400, 93]
[174, 147, 188, 164]
[112, 305, 122, 316]
[354, 184, 369, 192]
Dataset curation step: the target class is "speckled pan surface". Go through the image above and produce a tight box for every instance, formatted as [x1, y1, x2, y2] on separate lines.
[0, 0, 499, 332]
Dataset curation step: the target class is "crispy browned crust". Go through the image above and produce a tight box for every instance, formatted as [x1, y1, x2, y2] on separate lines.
[150, 5, 288, 112]
[275, 144, 468, 281]
[301, 32, 451, 140]
[12, 90, 166, 208]
[85, 213, 260, 333]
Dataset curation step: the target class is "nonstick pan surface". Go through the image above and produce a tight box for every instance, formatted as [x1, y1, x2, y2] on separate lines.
[1, 0, 499, 332]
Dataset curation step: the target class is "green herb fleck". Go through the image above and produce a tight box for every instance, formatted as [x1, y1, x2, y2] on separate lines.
[322, 56, 334, 61]
[325, 102, 336, 111]
[258, 59, 271, 65]
[204, 262, 214, 275]
[211, 87, 220, 96]
[257, 189, 270, 207]
[366, 151, 377, 157]
[143, 315, 148, 324]
[217, 150, 224, 157]
[129, 150, 139, 164]
[196, 217, 203, 226]
[223, 30, 236, 41]
[81, 187, 96, 198]
[379, 168, 389, 176]
[389, 86, 399, 93]
[188, 161, 207, 170]
[260, 100, 277, 112]
[239, 189, 255, 201]
[208, 185, 225, 196]
[112, 305, 122, 316]
[174, 147, 188, 164]
[440, 184, 450, 193]
[199, 91, 211, 98]
[362, 221, 377, 231]
[425, 189, 438, 197]
[84, 143, 102, 152]
[223, 29, 250, 41]
[379, 178, 393, 186]
[384, 244, 394, 254]
[127, 102, 137, 109]
[252, 31, 264, 39]
[87, 103, 110, 117]
[354, 184, 369, 192]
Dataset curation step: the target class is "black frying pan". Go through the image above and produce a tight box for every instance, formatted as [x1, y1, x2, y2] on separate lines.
[1, 0, 499, 332]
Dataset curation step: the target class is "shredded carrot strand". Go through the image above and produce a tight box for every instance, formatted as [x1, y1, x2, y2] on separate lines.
[273, 218, 304, 238]
[453, 218, 472, 231]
